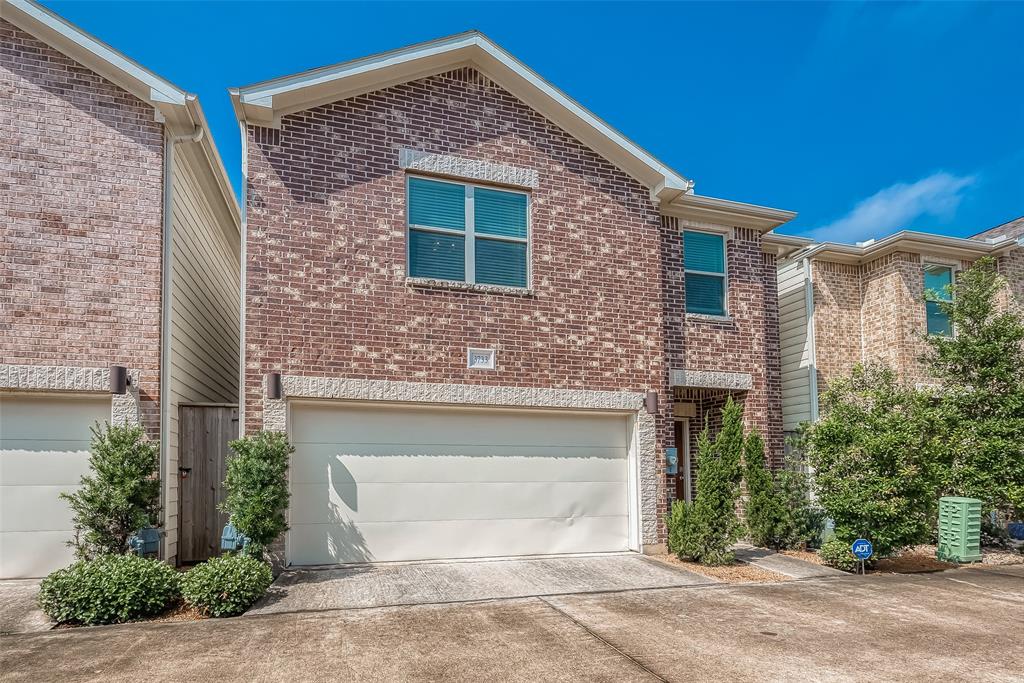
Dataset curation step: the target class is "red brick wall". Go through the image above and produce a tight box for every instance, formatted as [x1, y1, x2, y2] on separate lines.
[661, 218, 784, 473]
[0, 20, 164, 436]
[243, 69, 667, 401]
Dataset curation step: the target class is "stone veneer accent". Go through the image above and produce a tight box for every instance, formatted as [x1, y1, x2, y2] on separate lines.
[0, 364, 141, 427]
[398, 148, 539, 188]
[263, 375, 659, 546]
[670, 369, 753, 391]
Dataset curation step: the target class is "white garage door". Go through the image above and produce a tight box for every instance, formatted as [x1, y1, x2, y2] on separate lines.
[288, 402, 634, 565]
[0, 394, 108, 578]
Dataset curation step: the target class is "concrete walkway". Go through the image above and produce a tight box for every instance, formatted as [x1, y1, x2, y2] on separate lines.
[248, 553, 714, 614]
[733, 545, 847, 578]
[2, 566, 1021, 681]
[0, 579, 52, 635]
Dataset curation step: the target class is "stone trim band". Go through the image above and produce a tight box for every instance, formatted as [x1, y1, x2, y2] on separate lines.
[0, 363, 141, 427]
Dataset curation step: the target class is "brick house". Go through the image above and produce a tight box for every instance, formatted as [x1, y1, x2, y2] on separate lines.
[231, 32, 795, 566]
[0, 0, 239, 576]
[777, 218, 1024, 435]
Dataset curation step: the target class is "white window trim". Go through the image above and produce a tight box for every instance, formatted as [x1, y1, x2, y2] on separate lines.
[406, 174, 531, 288]
[923, 262, 956, 337]
[682, 228, 728, 316]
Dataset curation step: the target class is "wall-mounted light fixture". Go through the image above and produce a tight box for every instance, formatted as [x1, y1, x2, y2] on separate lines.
[265, 372, 283, 400]
[645, 390, 659, 415]
[109, 365, 129, 395]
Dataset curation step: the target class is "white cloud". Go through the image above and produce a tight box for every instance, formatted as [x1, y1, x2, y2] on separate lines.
[811, 171, 977, 243]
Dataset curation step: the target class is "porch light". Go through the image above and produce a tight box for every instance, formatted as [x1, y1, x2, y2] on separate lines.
[109, 365, 128, 395]
[645, 390, 659, 415]
[266, 372, 284, 400]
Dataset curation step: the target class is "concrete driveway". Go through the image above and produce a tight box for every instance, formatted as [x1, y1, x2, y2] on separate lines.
[248, 553, 714, 613]
[0, 580, 52, 635]
[2, 566, 1021, 682]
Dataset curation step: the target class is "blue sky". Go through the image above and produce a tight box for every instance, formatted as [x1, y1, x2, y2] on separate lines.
[43, 1, 1024, 241]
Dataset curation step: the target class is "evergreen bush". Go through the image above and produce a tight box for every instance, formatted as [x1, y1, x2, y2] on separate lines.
[221, 431, 293, 559]
[60, 423, 160, 560]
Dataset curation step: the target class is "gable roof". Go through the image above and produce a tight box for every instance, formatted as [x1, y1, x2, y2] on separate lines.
[2, 0, 239, 228]
[230, 31, 697, 205]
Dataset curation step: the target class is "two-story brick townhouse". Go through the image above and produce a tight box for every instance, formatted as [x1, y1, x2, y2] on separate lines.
[0, 0, 240, 577]
[231, 32, 797, 567]
[777, 216, 1023, 437]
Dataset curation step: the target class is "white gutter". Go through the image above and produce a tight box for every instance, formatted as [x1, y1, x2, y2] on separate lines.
[157, 119, 203, 561]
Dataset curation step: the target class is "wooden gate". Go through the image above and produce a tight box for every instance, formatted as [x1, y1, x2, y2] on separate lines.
[178, 405, 238, 564]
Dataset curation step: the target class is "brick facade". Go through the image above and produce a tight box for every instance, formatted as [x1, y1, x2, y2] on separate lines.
[0, 19, 164, 437]
[661, 218, 784, 473]
[811, 249, 1020, 391]
[244, 68, 786, 543]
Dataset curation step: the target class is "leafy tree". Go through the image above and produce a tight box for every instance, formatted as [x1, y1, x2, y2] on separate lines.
[805, 364, 943, 557]
[221, 431, 293, 559]
[923, 256, 1024, 514]
[61, 424, 160, 560]
[773, 441, 826, 550]
[743, 429, 785, 548]
[674, 396, 744, 565]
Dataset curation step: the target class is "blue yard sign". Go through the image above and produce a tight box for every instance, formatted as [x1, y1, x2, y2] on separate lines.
[851, 539, 873, 560]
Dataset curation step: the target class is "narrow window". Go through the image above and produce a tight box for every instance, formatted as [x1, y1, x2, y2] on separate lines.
[924, 264, 954, 336]
[683, 231, 727, 316]
[407, 177, 528, 288]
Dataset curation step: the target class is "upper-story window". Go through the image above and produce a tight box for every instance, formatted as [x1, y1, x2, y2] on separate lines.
[407, 176, 529, 288]
[683, 230, 727, 316]
[924, 264, 954, 336]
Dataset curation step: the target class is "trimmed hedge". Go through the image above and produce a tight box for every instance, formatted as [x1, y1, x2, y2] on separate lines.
[38, 555, 179, 625]
[180, 553, 273, 617]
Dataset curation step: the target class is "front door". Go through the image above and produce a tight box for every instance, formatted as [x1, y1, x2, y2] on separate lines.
[673, 419, 691, 503]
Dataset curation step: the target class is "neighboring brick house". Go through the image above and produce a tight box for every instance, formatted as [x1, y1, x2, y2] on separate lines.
[777, 222, 1023, 435]
[0, 0, 239, 576]
[231, 32, 795, 566]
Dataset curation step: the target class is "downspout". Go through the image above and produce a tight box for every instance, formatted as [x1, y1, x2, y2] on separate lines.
[803, 257, 819, 422]
[237, 119, 248, 435]
[158, 123, 204, 562]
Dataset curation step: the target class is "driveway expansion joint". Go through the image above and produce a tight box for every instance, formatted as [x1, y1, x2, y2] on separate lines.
[537, 596, 670, 683]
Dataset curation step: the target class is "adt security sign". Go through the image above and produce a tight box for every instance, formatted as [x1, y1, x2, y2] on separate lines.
[851, 539, 873, 560]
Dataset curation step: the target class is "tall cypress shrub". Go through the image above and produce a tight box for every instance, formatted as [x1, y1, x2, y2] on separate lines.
[743, 429, 784, 548]
[676, 396, 745, 565]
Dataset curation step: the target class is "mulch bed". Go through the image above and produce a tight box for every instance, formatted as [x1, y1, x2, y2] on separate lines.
[52, 601, 207, 629]
[653, 553, 791, 583]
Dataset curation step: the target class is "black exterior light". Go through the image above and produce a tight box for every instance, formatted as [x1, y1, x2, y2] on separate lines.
[645, 390, 659, 415]
[266, 372, 284, 400]
[109, 365, 128, 395]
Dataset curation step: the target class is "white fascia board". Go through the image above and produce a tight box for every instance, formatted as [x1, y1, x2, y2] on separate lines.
[663, 193, 797, 231]
[230, 32, 692, 196]
[803, 230, 1018, 265]
[3, 0, 186, 107]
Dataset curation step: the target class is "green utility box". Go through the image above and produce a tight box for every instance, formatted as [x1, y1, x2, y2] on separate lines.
[937, 496, 982, 563]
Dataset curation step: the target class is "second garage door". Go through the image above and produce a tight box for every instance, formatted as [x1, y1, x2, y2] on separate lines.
[288, 402, 633, 565]
[1, 394, 108, 578]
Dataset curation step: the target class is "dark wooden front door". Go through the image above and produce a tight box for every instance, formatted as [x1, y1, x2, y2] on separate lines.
[673, 419, 691, 503]
[178, 405, 238, 564]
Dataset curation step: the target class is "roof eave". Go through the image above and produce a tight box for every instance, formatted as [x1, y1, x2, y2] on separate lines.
[230, 31, 693, 199]
[663, 193, 797, 232]
[804, 230, 1020, 265]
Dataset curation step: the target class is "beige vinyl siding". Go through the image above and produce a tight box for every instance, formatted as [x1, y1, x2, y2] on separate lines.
[778, 258, 814, 431]
[165, 145, 240, 562]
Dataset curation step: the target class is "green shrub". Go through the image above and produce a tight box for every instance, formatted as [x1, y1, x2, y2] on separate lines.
[180, 554, 273, 617]
[805, 364, 943, 558]
[221, 431, 293, 559]
[38, 554, 178, 625]
[774, 437, 827, 550]
[818, 538, 860, 572]
[665, 498, 690, 556]
[743, 429, 786, 549]
[675, 398, 744, 565]
[61, 423, 160, 559]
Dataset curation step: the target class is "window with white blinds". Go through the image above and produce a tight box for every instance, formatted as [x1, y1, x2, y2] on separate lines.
[683, 230, 727, 316]
[407, 176, 529, 288]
